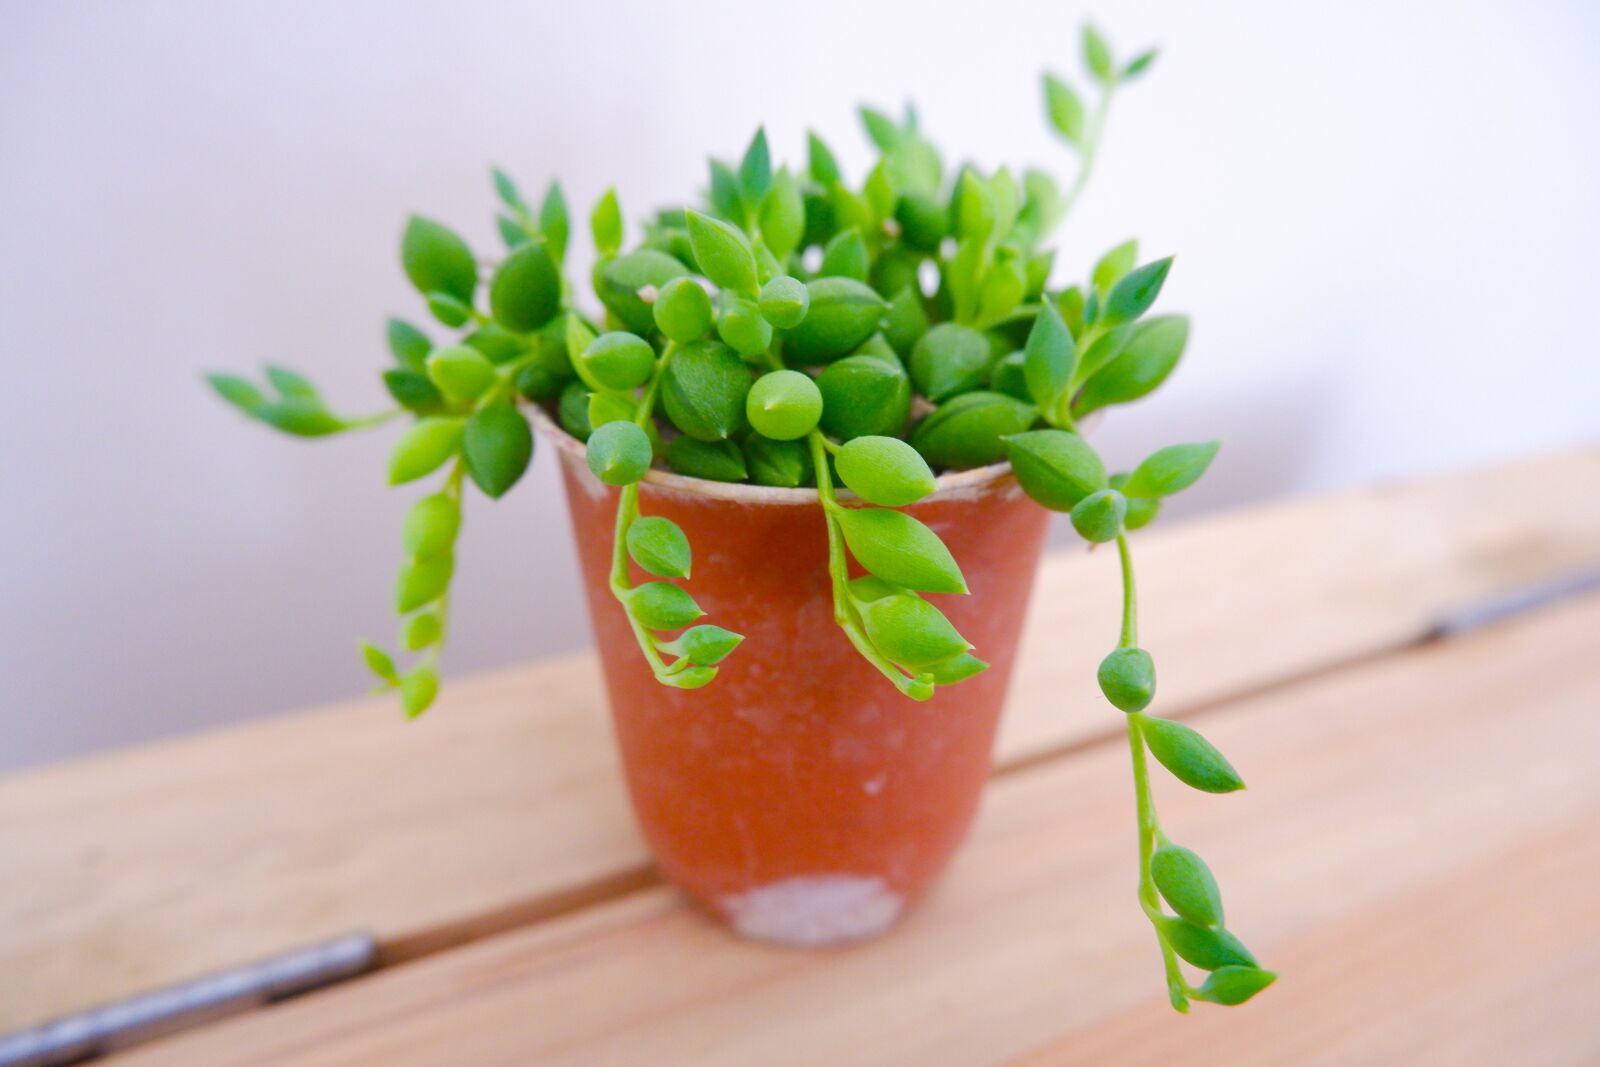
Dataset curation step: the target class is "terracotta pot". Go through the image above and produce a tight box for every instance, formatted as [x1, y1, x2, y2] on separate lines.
[539, 411, 1051, 946]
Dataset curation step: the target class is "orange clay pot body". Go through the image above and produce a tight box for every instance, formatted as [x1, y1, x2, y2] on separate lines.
[551, 429, 1050, 946]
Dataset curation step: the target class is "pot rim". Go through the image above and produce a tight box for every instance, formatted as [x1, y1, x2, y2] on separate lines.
[529, 404, 1018, 506]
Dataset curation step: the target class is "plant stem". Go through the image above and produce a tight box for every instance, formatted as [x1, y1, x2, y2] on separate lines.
[1116, 532, 1138, 649]
[1058, 81, 1115, 225]
[608, 344, 678, 680]
[807, 430, 933, 700]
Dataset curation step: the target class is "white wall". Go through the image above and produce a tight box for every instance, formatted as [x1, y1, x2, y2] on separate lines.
[2, 0, 1596, 770]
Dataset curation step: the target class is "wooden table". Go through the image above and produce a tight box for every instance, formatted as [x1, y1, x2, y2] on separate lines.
[4, 448, 1599, 1065]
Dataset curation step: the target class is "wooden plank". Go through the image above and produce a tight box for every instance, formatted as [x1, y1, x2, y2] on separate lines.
[2, 447, 1597, 1030]
[107, 593, 1600, 1066]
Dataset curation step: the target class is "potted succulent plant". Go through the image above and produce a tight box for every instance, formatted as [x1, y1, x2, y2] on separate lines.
[209, 25, 1272, 1011]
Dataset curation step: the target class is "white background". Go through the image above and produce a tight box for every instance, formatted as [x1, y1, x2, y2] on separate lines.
[2, 0, 1596, 770]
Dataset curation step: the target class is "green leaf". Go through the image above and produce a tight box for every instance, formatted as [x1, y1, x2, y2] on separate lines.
[1151, 844, 1224, 928]
[496, 214, 531, 249]
[1091, 239, 1139, 296]
[859, 105, 900, 150]
[1100, 257, 1173, 326]
[1097, 646, 1155, 712]
[426, 345, 497, 403]
[539, 181, 569, 263]
[1139, 714, 1246, 793]
[746, 370, 822, 442]
[403, 612, 443, 651]
[576, 331, 656, 392]
[587, 390, 635, 429]
[597, 250, 690, 334]
[715, 292, 774, 357]
[988, 351, 1030, 402]
[396, 551, 453, 613]
[836, 436, 938, 507]
[492, 167, 527, 212]
[742, 434, 814, 487]
[953, 170, 996, 243]
[1193, 966, 1275, 1006]
[626, 515, 691, 578]
[1083, 23, 1115, 84]
[738, 127, 772, 208]
[1123, 441, 1220, 498]
[463, 403, 534, 498]
[361, 641, 398, 684]
[401, 216, 477, 304]
[1075, 315, 1188, 416]
[1155, 916, 1258, 971]
[1122, 48, 1158, 81]
[400, 665, 439, 718]
[837, 507, 968, 594]
[1070, 488, 1126, 543]
[758, 275, 810, 330]
[1023, 301, 1076, 414]
[910, 322, 993, 402]
[808, 131, 841, 184]
[586, 420, 653, 486]
[817, 354, 912, 441]
[925, 651, 989, 684]
[882, 285, 929, 358]
[679, 624, 742, 665]
[254, 397, 347, 437]
[402, 492, 460, 559]
[686, 210, 759, 296]
[425, 291, 473, 328]
[819, 228, 869, 282]
[894, 192, 947, 252]
[779, 277, 887, 364]
[388, 417, 464, 486]
[263, 366, 316, 399]
[707, 158, 746, 226]
[557, 379, 593, 441]
[628, 582, 703, 630]
[207, 373, 265, 414]
[386, 318, 433, 369]
[661, 340, 751, 441]
[489, 240, 562, 333]
[859, 593, 971, 669]
[652, 277, 714, 344]
[758, 168, 805, 261]
[1003, 429, 1105, 511]
[664, 436, 748, 482]
[912, 391, 1038, 470]
[1043, 74, 1086, 145]
[582, 196, 618, 265]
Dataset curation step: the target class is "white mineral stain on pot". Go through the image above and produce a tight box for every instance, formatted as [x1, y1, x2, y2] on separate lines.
[862, 773, 886, 796]
[723, 874, 903, 947]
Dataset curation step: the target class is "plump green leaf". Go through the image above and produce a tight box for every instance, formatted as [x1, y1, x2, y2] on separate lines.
[254, 398, 347, 437]
[400, 665, 439, 718]
[586, 420, 653, 486]
[758, 275, 810, 330]
[910, 323, 993, 402]
[661, 340, 751, 441]
[1043, 73, 1086, 145]
[1095, 644, 1153, 712]
[591, 188, 623, 256]
[386, 319, 433, 369]
[1076, 315, 1188, 416]
[808, 130, 841, 184]
[557, 380, 593, 440]
[489, 240, 562, 332]
[361, 641, 398, 684]
[383, 369, 444, 414]
[1092, 239, 1139, 296]
[1139, 714, 1246, 793]
[425, 345, 497, 403]
[402, 492, 460, 559]
[1151, 844, 1223, 928]
[779, 277, 887, 364]
[492, 167, 527, 212]
[388, 417, 464, 485]
[716, 293, 774, 356]
[463, 403, 534, 498]
[1123, 441, 1220, 499]
[538, 181, 569, 263]
[1083, 23, 1115, 83]
[577, 331, 656, 392]
[679, 624, 743, 665]
[423, 291, 471, 328]
[1155, 917, 1257, 971]
[746, 369, 822, 441]
[859, 105, 900, 150]
[1070, 488, 1126, 543]
[925, 651, 989, 684]
[859, 593, 971, 669]
[882, 285, 929, 358]
[587, 390, 635, 430]
[396, 551, 453, 613]
[912, 391, 1037, 470]
[837, 508, 967, 594]
[207, 374, 265, 414]
[819, 228, 869, 282]
[738, 128, 772, 208]
[836, 436, 938, 506]
[687, 211, 759, 296]
[662, 664, 718, 689]
[742, 434, 814, 487]
[1004, 429, 1106, 511]
[598, 250, 690, 334]
[758, 168, 805, 261]
[894, 192, 947, 252]
[628, 581, 703, 630]
[664, 436, 748, 482]
[1123, 48, 1158, 80]
[1023, 301, 1076, 414]
[264, 366, 315, 397]
[653, 277, 714, 343]
[401, 216, 477, 303]
[626, 515, 691, 578]
[1193, 966, 1275, 1006]
[989, 351, 1030, 402]
[1100, 257, 1173, 326]
[403, 612, 443, 651]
